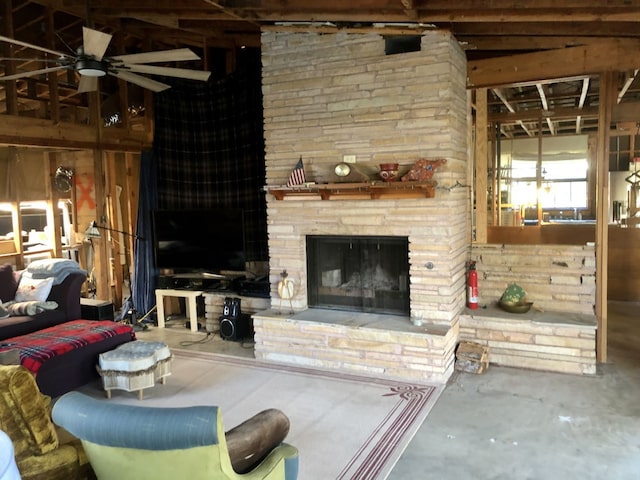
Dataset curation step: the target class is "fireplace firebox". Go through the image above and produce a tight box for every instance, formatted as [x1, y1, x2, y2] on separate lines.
[306, 235, 410, 315]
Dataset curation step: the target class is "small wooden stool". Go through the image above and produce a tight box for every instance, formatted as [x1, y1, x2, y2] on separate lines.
[98, 341, 172, 400]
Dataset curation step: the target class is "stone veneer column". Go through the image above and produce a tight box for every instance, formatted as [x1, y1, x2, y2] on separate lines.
[261, 31, 470, 328]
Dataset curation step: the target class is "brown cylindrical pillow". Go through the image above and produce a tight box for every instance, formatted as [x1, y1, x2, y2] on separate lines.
[225, 408, 290, 474]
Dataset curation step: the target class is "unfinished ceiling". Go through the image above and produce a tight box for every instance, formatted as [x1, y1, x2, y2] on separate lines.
[2, 0, 640, 138]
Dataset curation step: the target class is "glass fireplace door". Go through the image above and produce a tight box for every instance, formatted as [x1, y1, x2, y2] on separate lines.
[306, 235, 409, 315]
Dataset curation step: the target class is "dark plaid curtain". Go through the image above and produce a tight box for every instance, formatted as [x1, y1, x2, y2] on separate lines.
[131, 150, 158, 317]
[152, 66, 267, 262]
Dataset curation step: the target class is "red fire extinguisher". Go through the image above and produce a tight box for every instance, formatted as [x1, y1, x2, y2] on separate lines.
[467, 261, 478, 309]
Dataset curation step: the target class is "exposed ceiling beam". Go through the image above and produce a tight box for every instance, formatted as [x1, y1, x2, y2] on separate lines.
[576, 78, 590, 133]
[468, 39, 640, 88]
[489, 106, 599, 123]
[458, 36, 602, 51]
[492, 88, 533, 136]
[536, 84, 556, 135]
[0, 113, 150, 150]
[617, 69, 639, 104]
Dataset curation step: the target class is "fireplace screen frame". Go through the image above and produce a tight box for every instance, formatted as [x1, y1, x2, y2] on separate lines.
[306, 235, 410, 315]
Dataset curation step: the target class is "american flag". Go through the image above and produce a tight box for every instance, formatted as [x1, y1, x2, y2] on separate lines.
[287, 157, 306, 186]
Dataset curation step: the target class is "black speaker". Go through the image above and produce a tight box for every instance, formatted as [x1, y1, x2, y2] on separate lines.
[219, 313, 251, 341]
[222, 297, 233, 317]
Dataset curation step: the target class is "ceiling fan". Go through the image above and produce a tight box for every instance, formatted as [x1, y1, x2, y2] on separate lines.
[0, 26, 211, 93]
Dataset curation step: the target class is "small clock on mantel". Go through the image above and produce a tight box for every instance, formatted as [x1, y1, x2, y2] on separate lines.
[331, 162, 369, 182]
[334, 163, 351, 177]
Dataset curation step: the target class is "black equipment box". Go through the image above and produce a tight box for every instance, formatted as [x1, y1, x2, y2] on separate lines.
[238, 277, 270, 298]
[80, 298, 114, 321]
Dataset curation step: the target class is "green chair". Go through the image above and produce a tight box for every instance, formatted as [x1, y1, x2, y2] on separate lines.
[52, 392, 298, 480]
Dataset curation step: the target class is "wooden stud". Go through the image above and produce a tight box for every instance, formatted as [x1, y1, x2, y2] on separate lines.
[595, 71, 615, 363]
[475, 88, 488, 243]
[45, 152, 63, 258]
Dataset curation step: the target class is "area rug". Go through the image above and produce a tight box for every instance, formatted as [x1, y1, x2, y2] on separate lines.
[78, 349, 444, 479]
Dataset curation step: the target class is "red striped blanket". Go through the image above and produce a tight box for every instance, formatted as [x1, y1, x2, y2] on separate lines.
[0, 320, 135, 375]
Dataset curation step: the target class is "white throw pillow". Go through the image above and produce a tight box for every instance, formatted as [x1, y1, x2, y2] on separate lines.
[14, 276, 54, 302]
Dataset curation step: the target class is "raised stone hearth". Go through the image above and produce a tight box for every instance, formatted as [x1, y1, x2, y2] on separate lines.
[459, 306, 597, 375]
[253, 309, 458, 383]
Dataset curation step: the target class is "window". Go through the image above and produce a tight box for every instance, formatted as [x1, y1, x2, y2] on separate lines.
[540, 159, 588, 209]
[492, 135, 592, 226]
[509, 158, 589, 210]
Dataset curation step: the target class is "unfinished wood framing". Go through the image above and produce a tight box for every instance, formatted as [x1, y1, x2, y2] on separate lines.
[595, 71, 615, 362]
[474, 88, 488, 243]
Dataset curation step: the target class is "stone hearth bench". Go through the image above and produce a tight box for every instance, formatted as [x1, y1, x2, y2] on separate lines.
[0, 319, 135, 397]
[253, 309, 458, 383]
[459, 305, 597, 375]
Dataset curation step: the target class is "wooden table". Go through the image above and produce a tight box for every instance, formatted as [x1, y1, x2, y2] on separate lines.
[155, 288, 203, 332]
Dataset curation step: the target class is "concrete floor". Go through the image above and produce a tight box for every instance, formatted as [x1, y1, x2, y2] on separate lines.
[137, 301, 640, 479]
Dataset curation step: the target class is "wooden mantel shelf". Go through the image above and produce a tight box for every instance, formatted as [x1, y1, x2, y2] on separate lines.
[265, 181, 436, 200]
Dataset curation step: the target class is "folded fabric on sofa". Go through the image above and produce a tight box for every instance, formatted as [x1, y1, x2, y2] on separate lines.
[2, 300, 58, 316]
[25, 259, 87, 285]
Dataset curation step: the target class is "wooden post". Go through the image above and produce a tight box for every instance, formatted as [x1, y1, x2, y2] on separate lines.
[9, 201, 23, 270]
[536, 117, 543, 224]
[92, 148, 110, 301]
[124, 152, 139, 262]
[45, 152, 63, 258]
[490, 124, 498, 226]
[595, 71, 615, 363]
[106, 151, 123, 309]
[7, 148, 24, 269]
[475, 88, 488, 243]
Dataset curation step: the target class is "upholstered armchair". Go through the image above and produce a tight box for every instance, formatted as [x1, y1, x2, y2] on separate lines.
[52, 391, 299, 480]
[0, 365, 93, 480]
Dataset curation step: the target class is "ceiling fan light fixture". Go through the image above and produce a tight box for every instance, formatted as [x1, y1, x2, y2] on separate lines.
[76, 58, 107, 77]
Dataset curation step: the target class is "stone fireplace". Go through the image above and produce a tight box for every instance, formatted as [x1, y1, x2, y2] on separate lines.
[253, 30, 469, 383]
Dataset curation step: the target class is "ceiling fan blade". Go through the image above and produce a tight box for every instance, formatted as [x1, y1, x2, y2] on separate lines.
[109, 70, 171, 92]
[83, 27, 112, 61]
[78, 75, 98, 93]
[110, 48, 200, 64]
[118, 64, 211, 82]
[0, 35, 69, 59]
[0, 65, 68, 81]
[0, 57, 63, 63]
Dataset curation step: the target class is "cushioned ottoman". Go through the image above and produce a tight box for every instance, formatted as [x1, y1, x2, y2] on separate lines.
[97, 341, 172, 400]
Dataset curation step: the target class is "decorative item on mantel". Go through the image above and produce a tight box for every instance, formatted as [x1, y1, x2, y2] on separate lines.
[331, 162, 370, 183]
[378, 163, 399, 182]
[264, 157, 449, 200]
[498, 283, 533, 313]
[287, 156, 307, 187]
[401, 158, 447, 182]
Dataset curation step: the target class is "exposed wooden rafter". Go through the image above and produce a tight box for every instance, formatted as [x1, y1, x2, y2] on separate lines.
[2, 1, 640, 139]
